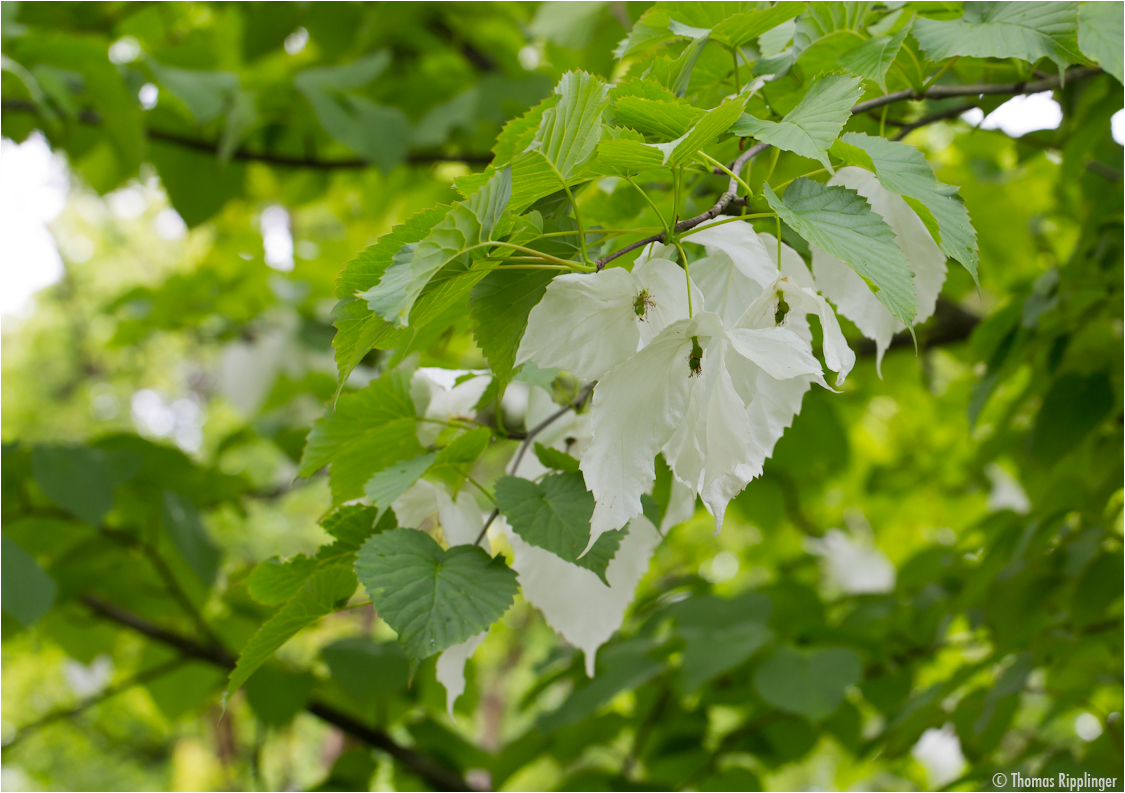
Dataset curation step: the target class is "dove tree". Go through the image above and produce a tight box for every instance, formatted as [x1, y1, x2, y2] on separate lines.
[2, 1, 1122, 790]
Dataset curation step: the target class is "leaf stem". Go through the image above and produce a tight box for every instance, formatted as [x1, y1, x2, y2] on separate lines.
[626, 176, 673, 238]
[679, 213, 776, 237]
[697, 151, 753, 196]
[561, 181, 593, 267]
[462, 472, 497, 504]
[675, 241, 693, 318]
[486, 241, 594, 271]
[770, 168, 828, 193]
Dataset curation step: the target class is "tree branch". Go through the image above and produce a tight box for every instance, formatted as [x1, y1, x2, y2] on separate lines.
[2, 656, 188, 749]
[595, 67, 1103, 268]
[78, 596, 468, 791]
[854, 296, 980, 357]
[0, 100, 492, 169]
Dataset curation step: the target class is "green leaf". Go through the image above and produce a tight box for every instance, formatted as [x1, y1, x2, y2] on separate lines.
[1031, 373, 1115, 463]
[147, 61, 238, 125]
[354, 529, 519, 662]
[360, 168, 512, 328]
[673, 593, 773, 692]
[31, 444, 141, 526]
[321, 637, 409, 707]
[329, 297, 404, 390]
[149, 141, 246, 227]
[540, 641, 665, 731]
[491, 95, 555, 165]
[495, 472, 595, 563]
[227, 564, 357, 697]
[529, 70, 609, 181]
[837, 19, 913, 92]
[244, 664, 316, 727]
[913, 2, 1081, 78]
[574, 527, 627, 585]
[299, 364, 424, 504]
[294, 51, 410, 170]
[1078, 1, 1124, 84]
[839, 132, 980, 283]
[712, 2, 805, 48]
[434, 427, 492, 467]
[335, 205, 454, 299]
[364, 453, 437, 518]
[653, 97, 745, 166]
[161, 490, 221, 587]
[731, 73, 863, 173]
[247, 505, 386, 606]
[753, 646, 862, 721]
[533, 443, 580, 473]
[612, 93, 705, 139]
[764, 178, 916, 326]
[596, 137, 666, 171]
[645, 33, 711, 97]
[468, 268, 555, 394]
[1, 535, 57, 627]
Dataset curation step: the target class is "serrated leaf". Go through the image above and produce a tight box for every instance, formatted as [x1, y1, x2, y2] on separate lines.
[731, 73, 863, 173]
[496, 472, 596, 564]
[837, 19, 913, 92]
[1078, 1, 1124, 84]
[468, 268, 555, 393]
[354, 530, 518, 662]
[335, 205, 453, 300]
[654, 97, 745, 166]
[365, 453, 437, 518]
[300, 364, 423, 504]
[913, 2, 1081, 78]
[329, 297, 407, 391]
[228, 564, 357, 697]
[492, 95, 555, 165]
[839, 132, 979, 283]
[645, 33, 711, 97]
[612, 95, 705, 139]
[533, 442, 580, 473]
[765, 178, 916, 325]
[247, 506, 386, 606]
[530, 70, 610, 181]
[362, 169, 512, 328]
[712, 2, 805, 48]
[597, 137, 666, 171]
[434, 427, 492, 467]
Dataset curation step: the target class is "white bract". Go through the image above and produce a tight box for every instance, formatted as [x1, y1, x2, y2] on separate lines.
[410, 367, 491, 446]
[516, 386, 592, 481]
[435, 630, 488, 716]
[516, 257, 700, 380]
[392, 478, 487, 549]
[807, 529, 896, 593]
[500, 515, 662, 676]
[811, 166, 947, 373]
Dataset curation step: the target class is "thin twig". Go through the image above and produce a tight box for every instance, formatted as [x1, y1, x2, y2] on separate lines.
[595, 66, 1104, 268]
[0, 100, 491, 169]
[893, 102, 980, 140]
[78, 596, 468, 790]
[2, 656, 188, 749]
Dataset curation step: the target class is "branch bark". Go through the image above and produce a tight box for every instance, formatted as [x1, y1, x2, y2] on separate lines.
[79, 596, 468, 791]
[0, 100, 492, 169]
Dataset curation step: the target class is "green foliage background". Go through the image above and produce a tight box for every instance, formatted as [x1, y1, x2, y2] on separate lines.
[1, 2, 1122, 791]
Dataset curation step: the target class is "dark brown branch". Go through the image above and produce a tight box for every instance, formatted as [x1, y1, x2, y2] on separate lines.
[79, 596, 468, 790]
[893, 103, 980, 140]
[1, 100, 492, 169]
[2, 656, 187, 749]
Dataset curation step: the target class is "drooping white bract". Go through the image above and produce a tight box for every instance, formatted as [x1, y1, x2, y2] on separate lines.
[582, 311, 826, 541]
[499, 514, 662, 676]
[410, 367, 491, 446]
[435, 630, 488, 716]
[811, 166, 947, 373]
[516, 257, 700, 381]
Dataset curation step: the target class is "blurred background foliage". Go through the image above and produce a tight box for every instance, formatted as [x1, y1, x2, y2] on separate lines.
[1, 1, 1122, 791]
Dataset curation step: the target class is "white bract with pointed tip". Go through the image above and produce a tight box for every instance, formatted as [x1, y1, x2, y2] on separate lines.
[811, 167, 947, 372]
[410, 368, 491, 446]
[436, 630, 488, 716]
[500, 515, 662, 676]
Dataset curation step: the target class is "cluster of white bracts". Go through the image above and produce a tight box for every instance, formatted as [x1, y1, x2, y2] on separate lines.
[403, 169, 947, 712]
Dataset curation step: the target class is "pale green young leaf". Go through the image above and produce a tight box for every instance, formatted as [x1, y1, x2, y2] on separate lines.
[764, 177, 917, 326]
[711, 2, 805, 48]
[299, 364, 423, 503]
[227, 564, 357, 697]
[529, 70, 610, 182]
[148, 61, 238, 125]
[364, 454, 437, 518]
[361, 168, 512, 328]
[597, 137, 666, 171]
[329, 298, 407, 392]
[354, 530, 519, 662]
[495, 472, 595, 563]
[1078, 1, 1124, 84]
[612, 95, 705, 139]
[731, 73, 863, 173]
[534, 443, 581, 473]
[837, 19, 913, 91]
[913, 2, 1081, 78]
[433, 427, 492, 467]
[654, 97, 744, 166]
[840, 132, 979, 284]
